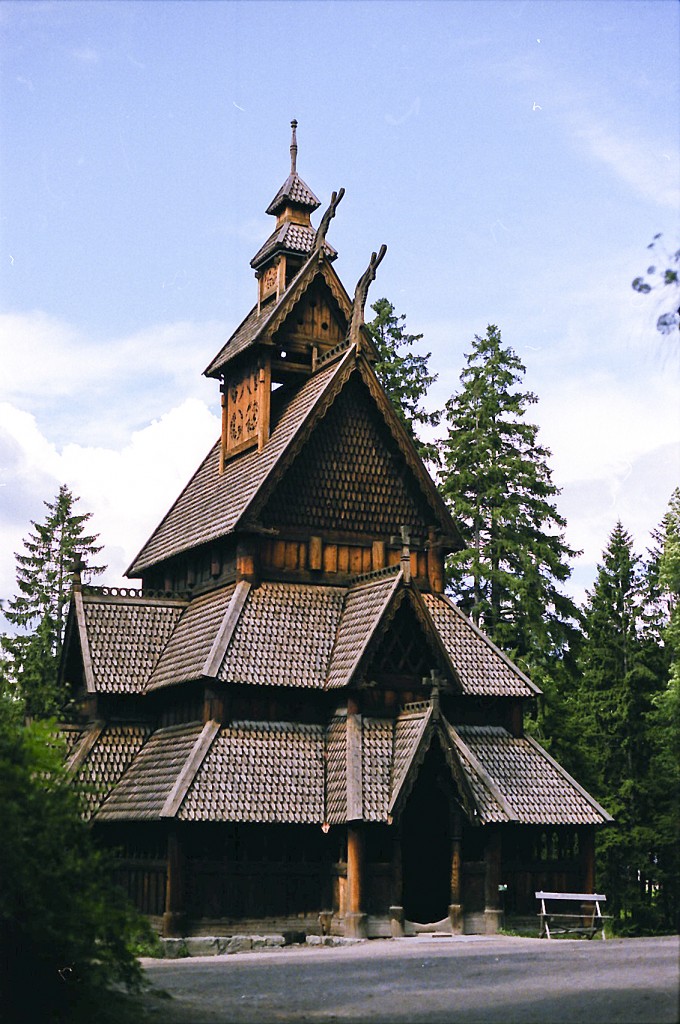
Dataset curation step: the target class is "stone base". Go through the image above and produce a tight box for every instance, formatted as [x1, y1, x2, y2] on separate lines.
[484, 909, 503, 935]
[389, 905, 405, 938]
[448, 903, 464, 935]
[162, 911, 187, 938]
[318, 911, 334, 936]
[344, 912, 368, 939]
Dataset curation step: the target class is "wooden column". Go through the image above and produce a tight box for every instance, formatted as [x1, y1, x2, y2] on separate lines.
[236, 538, 259, 584]
[483, 827, 503, 934]
[427, 528, 446, 593]
[449, 810, 464, 934]
[580, 827, 596, 893]
[389, 829, 404, 937]
[346, 824, 367, 938]
[163, 826, 186, 938]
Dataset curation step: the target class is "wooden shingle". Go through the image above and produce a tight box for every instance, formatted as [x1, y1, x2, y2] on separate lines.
[95, 723, 204, 821]
[80, 591, 186, 693]
[422, 593, 539, 698]
[128, 353, 353, 575]
[218, 582, 345, 689]
[179, 721, 325, 823]
[455, 725, 612, 825]
[147, 584, 237, 691]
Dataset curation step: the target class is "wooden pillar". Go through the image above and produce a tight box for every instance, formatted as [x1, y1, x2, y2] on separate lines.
[581, 827, 596, 893]
[389, 828, 404, 937]
[448, 810, 464, 934]
[483, 827, 503, 934]
[163, 826, 186, 937]
[427, 528, 446, 593]
[346, 824, 367, 938]
[236, 538, 259, 584]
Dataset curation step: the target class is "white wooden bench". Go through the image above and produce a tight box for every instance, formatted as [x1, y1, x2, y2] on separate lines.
[536, 891, 610, 940]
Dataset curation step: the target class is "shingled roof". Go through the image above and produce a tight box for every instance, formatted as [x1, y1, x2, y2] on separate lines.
[67, 573, 543, 702]
[129, 350, 458, 578]
[250, 222, 336, 269]
[69, 723, 153, 819]
[96, 722, 206, 821]
[218, 582, 345, 689]
[78, 707, 611, 827]
[265, 171, 320, 216]
[128, 351, 353, 575]
[147, 584, 237, 690]
[179, 721, 326, 824]
[422, 593, 540, 698]
[71, 589, 187, 693]
[454, 725, 613, 825]
[326, 572, 402, 689]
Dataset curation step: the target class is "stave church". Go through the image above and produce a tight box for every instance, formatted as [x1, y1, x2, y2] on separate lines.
[60, 122, 611, 939]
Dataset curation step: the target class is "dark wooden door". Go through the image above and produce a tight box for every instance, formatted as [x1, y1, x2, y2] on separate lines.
[400, 745, 453, 923]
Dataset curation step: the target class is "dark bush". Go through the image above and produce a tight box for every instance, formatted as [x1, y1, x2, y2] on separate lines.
[0, 698, 151, 1022]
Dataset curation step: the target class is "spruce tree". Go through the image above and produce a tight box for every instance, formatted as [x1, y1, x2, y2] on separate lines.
[366, 298, 441, 464]
[1, 485, 105, 719]
[645, 489, 680, 930]
[577, 522, 668, 930]
[438, 325, 580, 685]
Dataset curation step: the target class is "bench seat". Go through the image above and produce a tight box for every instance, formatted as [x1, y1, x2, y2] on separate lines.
[535, 891, 611, 940]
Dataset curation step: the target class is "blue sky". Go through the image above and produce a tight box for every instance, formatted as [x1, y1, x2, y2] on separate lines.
[1, 0, 678, 616]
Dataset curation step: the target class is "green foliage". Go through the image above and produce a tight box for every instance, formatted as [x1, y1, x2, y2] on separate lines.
[0, 697, 151, 1023]
[438, 325, 581, 685]
[366, 298, 442, 464]
[632, 233, 680, 335]
[574, 520, 676, 933]
[1, 485, 105, 719]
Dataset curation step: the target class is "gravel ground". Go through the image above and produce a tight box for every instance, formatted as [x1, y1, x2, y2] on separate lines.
[138, 933, 679, 1023]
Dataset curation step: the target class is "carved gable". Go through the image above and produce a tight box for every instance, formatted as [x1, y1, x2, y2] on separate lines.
[271, 277, 347, 380]
[259, 374, 433, 537]
[365, 599, 438, 686]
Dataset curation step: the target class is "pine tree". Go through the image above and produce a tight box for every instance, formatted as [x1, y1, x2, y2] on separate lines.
[1, 485, 105, 719]
[438, 325, 580, 684]
[366, 298, 441, 464]
[577, 522, 668, 930]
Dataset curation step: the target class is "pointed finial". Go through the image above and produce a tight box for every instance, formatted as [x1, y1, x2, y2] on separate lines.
[348, 244, 388, 349]
[290, 119, 298, 174]
[70, 552, 87, 589]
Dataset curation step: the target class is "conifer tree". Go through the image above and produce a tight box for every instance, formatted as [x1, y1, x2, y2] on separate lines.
[1, 485, 105, 719]
[576, 522, 668, 930]
[645, 489, 680, 930]
[438, 324, 580, 684]
[366, 298, 441, 464]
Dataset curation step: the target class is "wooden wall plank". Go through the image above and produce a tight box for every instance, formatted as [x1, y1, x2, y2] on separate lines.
[324, 544, 338, 572]
[309, 535, 322, 571]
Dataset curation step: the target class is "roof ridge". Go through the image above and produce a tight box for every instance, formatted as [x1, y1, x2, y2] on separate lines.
[160, 720, 221, 819]
[442, 719, 518, 822]
[81, 585, 189, 602]
[437, 593, 541, 696]
[524, 734, 614, 822]
[202, 581, 251, 677]
[347, 563, 400, 586]
[325, 568, 403, 690]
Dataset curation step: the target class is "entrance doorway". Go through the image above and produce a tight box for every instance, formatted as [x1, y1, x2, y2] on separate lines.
[400, 743, 453, 923]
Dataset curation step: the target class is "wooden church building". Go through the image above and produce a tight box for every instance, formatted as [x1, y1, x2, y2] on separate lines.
[60, 123, 611, 939]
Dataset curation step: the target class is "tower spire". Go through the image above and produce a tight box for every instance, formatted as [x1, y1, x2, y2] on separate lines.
[290, 119, 298, 174]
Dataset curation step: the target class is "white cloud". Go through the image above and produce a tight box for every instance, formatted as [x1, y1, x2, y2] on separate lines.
[569, 112, 680, 209]
[0, 398, 220, 613]
[72, 47, 100, 65]
[0, 312, 225, 444]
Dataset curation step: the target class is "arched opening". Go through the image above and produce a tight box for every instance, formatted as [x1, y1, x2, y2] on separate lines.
[400, 741, 454, 924]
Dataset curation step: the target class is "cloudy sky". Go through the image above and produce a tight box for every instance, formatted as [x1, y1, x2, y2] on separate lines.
[1, 0, 678, 623]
